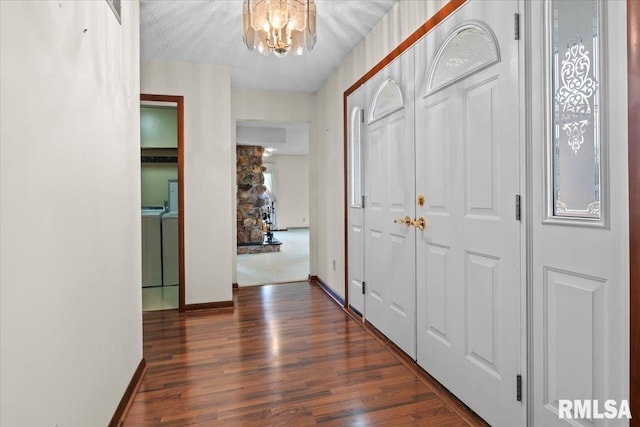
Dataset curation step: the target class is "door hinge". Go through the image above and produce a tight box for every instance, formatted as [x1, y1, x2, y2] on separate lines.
[514, 13, 520, 40]
[515, 195, 521, 221]
[361, 109, 365, 123]
[362, 281, 366, 295]
[361, 195, 366, 208]
[516, 375, 522, 401]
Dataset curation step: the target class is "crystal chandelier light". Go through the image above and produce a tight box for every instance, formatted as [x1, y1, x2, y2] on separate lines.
[243, 0, 317, 57]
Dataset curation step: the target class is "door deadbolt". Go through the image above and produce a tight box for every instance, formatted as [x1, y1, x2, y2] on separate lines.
[417, 194, 425, 207]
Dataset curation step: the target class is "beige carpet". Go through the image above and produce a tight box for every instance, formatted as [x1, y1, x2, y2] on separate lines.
[237, 228, 309, 286]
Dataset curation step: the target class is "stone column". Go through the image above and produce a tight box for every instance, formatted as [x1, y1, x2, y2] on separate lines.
[236, 145, 267, 246]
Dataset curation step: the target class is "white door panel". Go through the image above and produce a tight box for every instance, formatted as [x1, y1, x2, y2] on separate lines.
[529, 1, 629, 426]
[347, 88, 365, 315]
[415, 1, 523, 426]
[363, 49, 416, 358]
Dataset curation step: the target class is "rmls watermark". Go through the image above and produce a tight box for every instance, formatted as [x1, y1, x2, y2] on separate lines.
[558, 400, 632, 420]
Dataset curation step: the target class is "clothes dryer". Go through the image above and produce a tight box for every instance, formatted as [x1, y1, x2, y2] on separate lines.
[162, 212, 179, 286]
[141, 208, 163, 287]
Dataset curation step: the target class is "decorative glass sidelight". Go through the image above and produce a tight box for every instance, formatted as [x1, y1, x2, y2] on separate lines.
[350, 107, 362, 207]
[549, 0, 602, 220]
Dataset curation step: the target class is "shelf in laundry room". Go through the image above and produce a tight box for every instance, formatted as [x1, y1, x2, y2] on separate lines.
[141, 147, 177, 163]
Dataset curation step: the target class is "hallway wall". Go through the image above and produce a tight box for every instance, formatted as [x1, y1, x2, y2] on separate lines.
[270, 155, 310, 229]
[141, 60, 233, 304]
[0, 1, 142, 425]
[141, 163, 178, 206]
[313, 0, 447, 297]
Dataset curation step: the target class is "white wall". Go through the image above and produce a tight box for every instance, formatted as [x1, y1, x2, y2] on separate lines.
[141, 60, 233, 304]
[313, 1, 447, 297]
[269, 155, 310, 229]
[231, 89, 316, 283]
[0, 1, 142, 426]
[232, 90, 316, 121]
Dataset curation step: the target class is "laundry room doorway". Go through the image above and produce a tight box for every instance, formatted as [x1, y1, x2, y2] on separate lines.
[140, 94, 185, 311]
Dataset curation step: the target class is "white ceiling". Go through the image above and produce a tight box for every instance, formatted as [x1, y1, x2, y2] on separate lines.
[140, 0, 399, 93]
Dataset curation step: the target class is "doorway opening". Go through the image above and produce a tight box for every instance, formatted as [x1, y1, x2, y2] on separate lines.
[235, 121, 310, 286]
[140, 94, 185, 311]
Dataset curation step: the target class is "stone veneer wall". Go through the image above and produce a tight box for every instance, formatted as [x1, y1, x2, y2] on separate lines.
[236, 145, 267, 245]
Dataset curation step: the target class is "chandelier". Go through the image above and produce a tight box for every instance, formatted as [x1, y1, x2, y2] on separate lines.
[243, 0, 317, 57]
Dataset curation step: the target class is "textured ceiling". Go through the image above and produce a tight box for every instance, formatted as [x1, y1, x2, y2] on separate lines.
[140, 0, 399, 92]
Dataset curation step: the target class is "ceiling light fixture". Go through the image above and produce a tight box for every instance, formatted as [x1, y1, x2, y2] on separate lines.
[243, 0, 317, 57]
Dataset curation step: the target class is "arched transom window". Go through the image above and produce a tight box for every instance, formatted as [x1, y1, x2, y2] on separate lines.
[428, 22, 500, 93]
[369, 79, 404, 123]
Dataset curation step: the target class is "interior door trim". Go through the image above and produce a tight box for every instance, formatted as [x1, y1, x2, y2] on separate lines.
[140, 94, 185, 313]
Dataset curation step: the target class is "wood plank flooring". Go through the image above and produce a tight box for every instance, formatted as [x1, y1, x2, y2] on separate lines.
[124, 282, 487, 426]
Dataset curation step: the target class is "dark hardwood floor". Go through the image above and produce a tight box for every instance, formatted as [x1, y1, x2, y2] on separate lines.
[124, 282, 487, 426]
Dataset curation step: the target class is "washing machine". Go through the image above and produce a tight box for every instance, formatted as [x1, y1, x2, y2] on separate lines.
[141, 207, 163, 287]
[162, 212, 179, 286]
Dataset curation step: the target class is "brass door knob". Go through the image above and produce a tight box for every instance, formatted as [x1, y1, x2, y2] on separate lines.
[411, 216, 427, 231]
[394, 216, 412, 227]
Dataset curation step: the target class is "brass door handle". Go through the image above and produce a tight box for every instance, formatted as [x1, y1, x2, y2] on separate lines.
[411, 216, 427, 231]
[394, 216, 412, 227]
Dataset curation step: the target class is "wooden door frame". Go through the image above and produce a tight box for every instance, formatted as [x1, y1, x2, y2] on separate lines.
[628, 0, 640, 422]
[141, 94, 185, 312]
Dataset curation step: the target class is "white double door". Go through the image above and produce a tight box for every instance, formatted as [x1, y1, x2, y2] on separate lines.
[352, 1, 524, 425]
